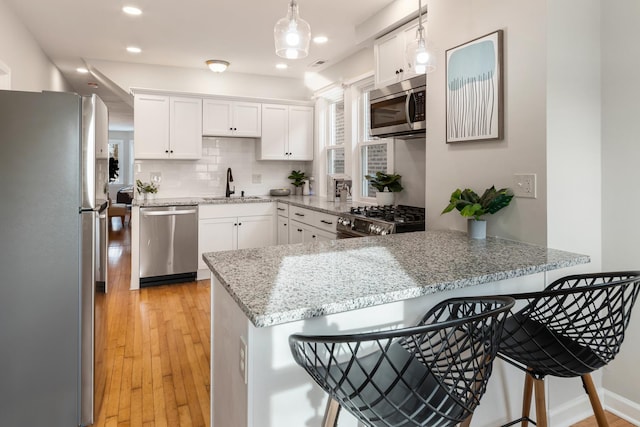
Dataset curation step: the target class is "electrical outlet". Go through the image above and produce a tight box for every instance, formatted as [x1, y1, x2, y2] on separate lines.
[239, 337, 248, 384]
[513, 173, 537, 198]
[252, 174, 262, 184]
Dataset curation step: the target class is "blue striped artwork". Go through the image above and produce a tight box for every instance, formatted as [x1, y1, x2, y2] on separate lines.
[446, 31, 503, 142]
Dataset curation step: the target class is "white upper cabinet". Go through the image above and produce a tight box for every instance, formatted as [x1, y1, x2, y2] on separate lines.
[374, 19, 421, 88]
[202, 99, 261, 137]
[134, 93, 202, 159]
[258, 103, 313, 161]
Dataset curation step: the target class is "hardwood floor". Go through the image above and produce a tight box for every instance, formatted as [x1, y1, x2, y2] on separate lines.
[93, 220, 634, 427]
[92, 219, 210, 427]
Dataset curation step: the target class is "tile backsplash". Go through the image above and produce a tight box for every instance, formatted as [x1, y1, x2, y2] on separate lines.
[134, 137, 312, 198]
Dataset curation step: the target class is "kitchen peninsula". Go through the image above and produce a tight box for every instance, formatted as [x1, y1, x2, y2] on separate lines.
[203, 230, 590, 427]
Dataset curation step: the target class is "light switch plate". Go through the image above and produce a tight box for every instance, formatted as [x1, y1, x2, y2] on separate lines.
[513, 173, 537, 198]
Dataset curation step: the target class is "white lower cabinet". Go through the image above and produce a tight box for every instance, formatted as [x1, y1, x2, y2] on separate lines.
[198, 203, 274, 279]
[277, 215, 289, 245]
[289, 220, 336, 243]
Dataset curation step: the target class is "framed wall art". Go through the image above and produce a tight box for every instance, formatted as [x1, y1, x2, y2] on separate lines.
[446, 30, 503, 143]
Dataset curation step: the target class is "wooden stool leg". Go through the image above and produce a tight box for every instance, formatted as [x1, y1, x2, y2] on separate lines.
[459, 414, 473, 427]
[582, 374, 609, 427]
[521, 372, 534, 427]
[322, 397, 341, 427]
[533, 377, 548, 427]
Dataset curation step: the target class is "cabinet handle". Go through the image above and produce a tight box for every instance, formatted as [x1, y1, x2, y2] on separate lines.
[238, 223, 242, 226]
[234, 223, 237, 226]
[277, 207, 285, 211]
[399, 68, 404, 73]
[234, 127, 237, 131]
[295, 213, 305, 217]
[170, 150, 174, 153]
[284, 223, 287, 226]
[165, 150, 169, 153]
[320, 220, 333, 225]
[312, 235, 316, 239]
[297, 229, 303, 232]
[229, 127, 233, 130]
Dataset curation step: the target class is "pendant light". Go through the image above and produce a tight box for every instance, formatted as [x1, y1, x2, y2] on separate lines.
[408, 0, 436, 74]
[274, 0, 311, 59]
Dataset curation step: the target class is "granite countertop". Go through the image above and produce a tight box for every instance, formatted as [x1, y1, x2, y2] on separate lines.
[133, 194, 356, 216]
[203, 230, 590, 328]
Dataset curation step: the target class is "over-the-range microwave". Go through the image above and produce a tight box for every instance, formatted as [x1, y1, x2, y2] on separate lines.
[369, 74, 426, 140]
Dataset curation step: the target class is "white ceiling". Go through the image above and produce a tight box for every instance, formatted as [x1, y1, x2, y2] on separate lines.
[7, 0, 396, 96]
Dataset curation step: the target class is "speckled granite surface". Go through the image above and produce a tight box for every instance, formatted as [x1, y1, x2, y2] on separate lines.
[203, 230, 590, 328]
[134, 194, 355, 216]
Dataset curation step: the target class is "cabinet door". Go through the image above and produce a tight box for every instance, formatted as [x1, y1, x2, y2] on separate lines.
[288, 106, 314, 161]
[134, 94, 170, 159]
[289, 219, 305, 244]
[198, 217, 237, 270]
[310, 228, 336, 242]
[237, 215, 274, 249]
[374, 30, 405, 87]
[233, 102, 262, 137]
[277, 216, 289, 245]
[258, 104, 288, 160]
[170, 96, 202, 159]
[202, 99, 233, 136]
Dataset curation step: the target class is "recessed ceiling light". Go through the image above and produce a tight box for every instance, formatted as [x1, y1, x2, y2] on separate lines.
[276, 63, 288, 70]
[313, 36, 328, 44]
[126, 46, 142, 53]
[206, 60, 230, 73]
[76, 67, 89, 74]
[122, 6, 142, 15]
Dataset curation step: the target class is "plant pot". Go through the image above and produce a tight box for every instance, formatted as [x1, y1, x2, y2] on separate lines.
[467, 219, 487, 239]
[295, 186, 303, 196]
[375, 191, 395, 206]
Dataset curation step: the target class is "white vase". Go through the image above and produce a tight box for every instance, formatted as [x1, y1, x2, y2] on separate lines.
[467, 219, 487, 239]
[375, 191, 395, 206]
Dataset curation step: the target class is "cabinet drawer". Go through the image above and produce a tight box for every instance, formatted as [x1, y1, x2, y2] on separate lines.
[313, 211, 337, 233]
[289, 205, 312, 221]
[276, 202, 289, 217]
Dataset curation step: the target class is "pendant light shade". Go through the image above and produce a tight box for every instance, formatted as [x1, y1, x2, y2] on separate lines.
[274, 0, 311, 59]
[407, 0, 436, 74]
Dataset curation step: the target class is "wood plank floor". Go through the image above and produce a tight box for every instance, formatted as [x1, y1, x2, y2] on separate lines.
[91, 219, 210, 427]
[93, 220, 634, 427]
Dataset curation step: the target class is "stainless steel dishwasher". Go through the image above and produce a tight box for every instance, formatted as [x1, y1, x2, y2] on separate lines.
[139, 205, 198, 286]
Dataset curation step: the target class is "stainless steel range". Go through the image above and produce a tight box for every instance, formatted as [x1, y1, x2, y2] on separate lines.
[336, 205, 426, 238]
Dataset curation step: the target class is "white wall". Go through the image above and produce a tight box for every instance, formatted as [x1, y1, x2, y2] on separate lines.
[135, 138, 311, 198]
[0, 0, 69, 92]
[87, 59, 312, 101]
[425, 0, 548, 244]
[601, 0, 640, 405]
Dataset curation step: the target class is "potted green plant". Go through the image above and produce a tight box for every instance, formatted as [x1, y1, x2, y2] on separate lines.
[441, 186, 513, 239]
[365, 171, 403, 205]
[287, 170, 307, 195]
[136, 179, 158, 201]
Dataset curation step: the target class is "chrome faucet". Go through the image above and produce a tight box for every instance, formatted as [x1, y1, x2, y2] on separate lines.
[225, 167, 235, 197]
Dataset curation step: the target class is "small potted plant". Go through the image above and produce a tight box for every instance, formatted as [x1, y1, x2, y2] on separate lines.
[288, 170, 307, 195]
[365, 171, 403, 205]
[441, 186, 513, 239]
[136, 179, 158, 201]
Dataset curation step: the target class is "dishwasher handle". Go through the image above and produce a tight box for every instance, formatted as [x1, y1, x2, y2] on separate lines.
[142, 209, 197, 217]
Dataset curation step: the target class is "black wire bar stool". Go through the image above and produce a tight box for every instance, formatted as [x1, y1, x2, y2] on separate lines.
[289, 296, 515, 427]
[496, 271, 640, 427]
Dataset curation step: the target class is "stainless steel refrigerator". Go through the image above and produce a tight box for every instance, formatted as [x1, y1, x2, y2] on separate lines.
[0, 90, 109, 426]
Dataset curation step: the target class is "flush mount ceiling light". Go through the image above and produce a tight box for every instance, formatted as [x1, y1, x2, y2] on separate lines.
[76, 67, 89, 74]
[407, 0, 436, 74]
[206, 60, 230, 73]
[275, 63, 288, 70]
[274, 0, 311, 59]
[126, 46, 142, 53]
[313, 35, 328, 44]
[122, 6, 142, 15]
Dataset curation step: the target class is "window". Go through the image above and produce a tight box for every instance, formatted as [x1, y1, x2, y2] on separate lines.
[327, 148, 345, 174]
[353, 78, 392, 199]
[321, 87, 345, 177]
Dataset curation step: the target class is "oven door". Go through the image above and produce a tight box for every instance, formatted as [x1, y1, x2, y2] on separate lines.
[336, 230, 365, 239]
[370, 89, 426, 138]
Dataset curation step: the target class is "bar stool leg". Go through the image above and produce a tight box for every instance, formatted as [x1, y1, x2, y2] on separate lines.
[322, 397, 341, 427]
[582, 374, 609, 427]
[521, 372, 534, 427]
[533, 377, 548, 427]
[459, 414, 472, 427]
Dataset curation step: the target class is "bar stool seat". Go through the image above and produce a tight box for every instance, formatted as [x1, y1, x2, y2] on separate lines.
[496, 271, 640, 427]
[289, 296, 514, 427]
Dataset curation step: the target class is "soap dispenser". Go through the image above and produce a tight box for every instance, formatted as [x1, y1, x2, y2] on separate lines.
[302, 179, 310, 196]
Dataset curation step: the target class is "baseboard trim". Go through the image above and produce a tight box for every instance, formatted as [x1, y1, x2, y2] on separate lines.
[547, 388, 640, 426]
[549, 395, 594, 427]
[604, 389, 640, 426]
